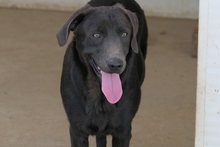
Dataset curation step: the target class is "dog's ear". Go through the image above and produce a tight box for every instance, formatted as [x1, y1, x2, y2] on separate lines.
[127, 11, 139, 53]
[115, 4, 139, 53]
[56, 4, 91, 46]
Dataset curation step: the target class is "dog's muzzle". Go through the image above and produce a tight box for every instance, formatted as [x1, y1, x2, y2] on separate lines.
[89, 59, 123, 104]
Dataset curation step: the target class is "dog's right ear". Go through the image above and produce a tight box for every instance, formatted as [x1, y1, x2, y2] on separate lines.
[56, 4, 91, 46]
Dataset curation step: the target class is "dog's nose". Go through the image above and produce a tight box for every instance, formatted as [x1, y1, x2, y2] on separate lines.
[107, 58, 123, 73]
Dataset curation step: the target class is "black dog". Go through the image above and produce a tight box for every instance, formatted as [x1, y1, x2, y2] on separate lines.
[56, 0, 148, 146]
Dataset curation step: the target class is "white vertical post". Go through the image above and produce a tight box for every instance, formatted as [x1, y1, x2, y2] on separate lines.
[195, 0, 220, 147]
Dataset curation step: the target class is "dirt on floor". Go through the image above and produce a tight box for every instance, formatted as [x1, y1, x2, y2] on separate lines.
[0, 8, 197, 147]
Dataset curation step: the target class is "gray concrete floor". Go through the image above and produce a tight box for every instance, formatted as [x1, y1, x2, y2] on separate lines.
[0, 8, 197, 147]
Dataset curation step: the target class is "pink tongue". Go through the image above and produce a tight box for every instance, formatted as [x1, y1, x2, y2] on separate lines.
[101, 71, 123, 104]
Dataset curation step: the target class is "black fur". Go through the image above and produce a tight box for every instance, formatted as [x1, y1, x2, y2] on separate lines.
[56, 0, 148, 146]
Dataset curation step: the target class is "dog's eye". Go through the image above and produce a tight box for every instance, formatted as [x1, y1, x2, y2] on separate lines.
[122, 33, 128, 37]
[93, 34, 100, 38]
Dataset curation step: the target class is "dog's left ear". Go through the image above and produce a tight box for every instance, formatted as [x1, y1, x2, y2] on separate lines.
[115, 4, 139, 53]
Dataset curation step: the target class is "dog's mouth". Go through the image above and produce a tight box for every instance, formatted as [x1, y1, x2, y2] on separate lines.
[89, 59, 123, 104]
[89, 59, 102, 78]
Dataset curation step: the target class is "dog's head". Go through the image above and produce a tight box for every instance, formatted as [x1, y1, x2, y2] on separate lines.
[56, 4, 139, 104]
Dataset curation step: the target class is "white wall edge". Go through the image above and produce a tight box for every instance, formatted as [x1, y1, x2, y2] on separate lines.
[195, 0, 220, 147]
[194, 0, 207, 146]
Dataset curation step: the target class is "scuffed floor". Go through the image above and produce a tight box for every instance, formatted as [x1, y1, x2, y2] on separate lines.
[0, 8, 197, 147]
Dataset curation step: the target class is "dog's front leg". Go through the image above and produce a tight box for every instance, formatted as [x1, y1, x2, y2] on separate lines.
[112, 127, 132, 147]
[70, 127, 89, 147]
[112, 134, 131, 147]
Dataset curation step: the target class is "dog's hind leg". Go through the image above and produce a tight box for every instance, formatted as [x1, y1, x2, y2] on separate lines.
[96, 135, 107, 147]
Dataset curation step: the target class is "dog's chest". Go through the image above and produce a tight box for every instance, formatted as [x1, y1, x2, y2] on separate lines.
[83, 100, 118, 134]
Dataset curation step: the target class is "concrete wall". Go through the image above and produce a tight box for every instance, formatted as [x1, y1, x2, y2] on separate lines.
[142, 0, 199, 19]
[0, 0, 199, 19]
